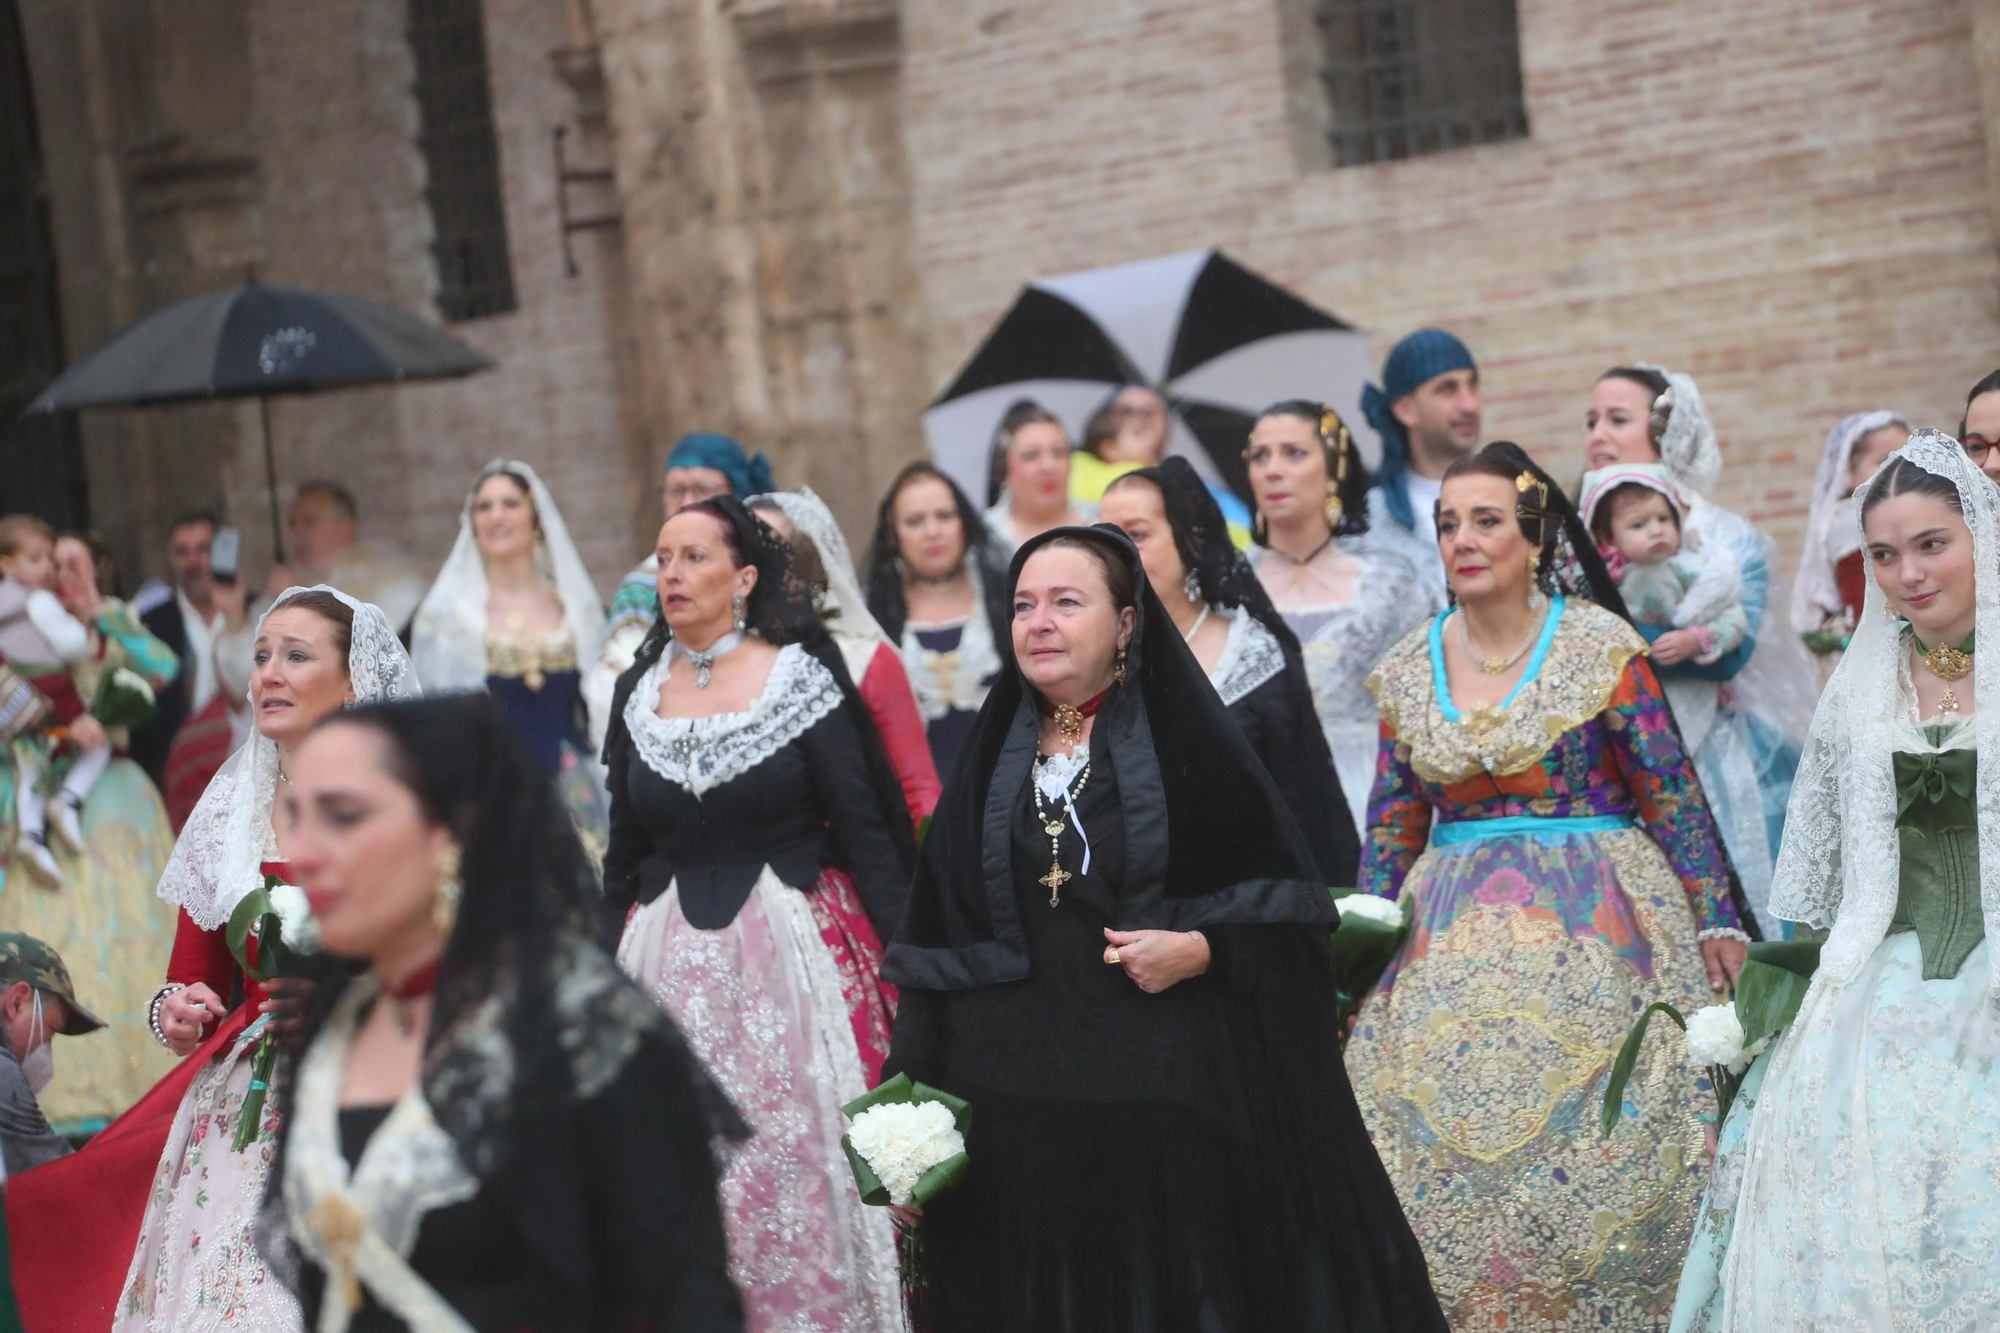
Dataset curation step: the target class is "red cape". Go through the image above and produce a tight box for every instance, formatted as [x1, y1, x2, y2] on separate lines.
[4, 1006, 253, 1333]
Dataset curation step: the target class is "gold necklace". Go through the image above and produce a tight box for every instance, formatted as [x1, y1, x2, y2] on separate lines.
[1458, 605, 1544, 675]
[1914, 630, 1975, 713]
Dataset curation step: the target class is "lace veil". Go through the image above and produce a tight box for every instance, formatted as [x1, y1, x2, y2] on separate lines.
[751, 486, 890, 648]
[410, 460, 606, 695]
[1789, 410, 1907, 635]
[1770, 429, 2000, 992]
[158, 586, 419, 930]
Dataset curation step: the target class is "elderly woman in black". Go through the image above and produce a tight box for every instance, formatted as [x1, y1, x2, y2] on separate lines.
[601, 497, 916, 1333]
[1098, 456, 1359, 883]
[883, 524, 1444, 1333]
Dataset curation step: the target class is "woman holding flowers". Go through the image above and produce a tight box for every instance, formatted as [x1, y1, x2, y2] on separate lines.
[3, 586, 418, 1333]
[1348, 443, 1744, 1332]
[263, 694, 744, 1330]
[1671, 430, 2000, 1331]
[883, 523, 1444, 1332]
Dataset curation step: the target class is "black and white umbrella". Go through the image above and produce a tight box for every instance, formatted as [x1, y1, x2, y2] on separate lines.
[923, 249, 1379, 507]
[23, 279, 492, 555]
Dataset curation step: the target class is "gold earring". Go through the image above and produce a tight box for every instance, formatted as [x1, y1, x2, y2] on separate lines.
[433, 846, 462, 935]
[1114, 646, 1128, 684]
[1254, 510, 1267, 539]
[1324, 485, 1344, 529]
[1528, 550, 1542, 578]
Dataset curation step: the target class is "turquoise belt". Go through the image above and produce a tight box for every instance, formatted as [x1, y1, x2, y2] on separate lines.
[1431, 813, 1635, 847]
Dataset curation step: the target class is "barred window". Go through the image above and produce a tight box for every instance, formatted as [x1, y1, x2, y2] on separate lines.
[1314, 0, 1529, 167]
[407, 0, 516, 321]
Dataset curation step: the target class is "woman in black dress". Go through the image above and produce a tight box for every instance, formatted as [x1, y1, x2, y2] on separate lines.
[602, 497, 917, 1332]
[884, 524, 1445, 1333]
[1098, 456, 1359, 884]
[262, 694, 744, 1332]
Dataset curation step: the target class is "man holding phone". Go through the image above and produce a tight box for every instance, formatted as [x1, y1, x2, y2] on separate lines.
[130, 512, 233, 788]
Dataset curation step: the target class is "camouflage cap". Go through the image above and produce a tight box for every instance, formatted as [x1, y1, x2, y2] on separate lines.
[0, 933, 106, 1035]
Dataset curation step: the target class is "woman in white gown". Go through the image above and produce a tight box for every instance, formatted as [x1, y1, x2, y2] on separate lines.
[411, 460, 608, 856]
[1242, 400, 1440, 836]
[1671, 428, 2000, 1331]
[1583, 367, 1817, 937]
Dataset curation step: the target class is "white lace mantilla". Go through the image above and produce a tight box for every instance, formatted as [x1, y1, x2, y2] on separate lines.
[1207, 610, 1285, 707]
[624, 643, 842, 797]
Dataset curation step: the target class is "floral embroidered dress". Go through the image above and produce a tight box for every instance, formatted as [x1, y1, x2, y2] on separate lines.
[1347, 595, 1741, 1332]
[604, 643, 909, 1333]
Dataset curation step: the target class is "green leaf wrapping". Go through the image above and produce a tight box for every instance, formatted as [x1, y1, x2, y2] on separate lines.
[839, 1072, 974, 1209]
[1734, 958, 1816, 1050]
[1599, 1001, 1688, 1137]
[1329, 892, 1412, 1043]
[230, 1026, 279, 1152]
[226, 890, 275, 981]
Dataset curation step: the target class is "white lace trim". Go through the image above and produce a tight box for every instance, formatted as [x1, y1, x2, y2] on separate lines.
[900, 565, 1001, 723]
[623, 643, 842, 796]
[1207, 610, 1285, 707]
[284, 977, 479, 1331]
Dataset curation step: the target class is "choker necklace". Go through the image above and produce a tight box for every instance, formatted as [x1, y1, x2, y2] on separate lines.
[671, 630, 745, 689]
[381, 960, 440, 1038]
[1268, 532, 1337, 568]
[1914, 629, 1975, 713]
[907, 565, 965, 589]
[1038, 687, 1111, 751]
[1459, 604, 1546, 675]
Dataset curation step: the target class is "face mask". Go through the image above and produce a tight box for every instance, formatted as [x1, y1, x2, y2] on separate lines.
[20, 991, 53, 1097]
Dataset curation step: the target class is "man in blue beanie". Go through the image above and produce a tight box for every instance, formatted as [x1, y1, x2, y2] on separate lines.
[1360, 329, 1482, 589]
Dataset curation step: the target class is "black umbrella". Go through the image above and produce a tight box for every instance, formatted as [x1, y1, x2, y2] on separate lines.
[923, 249, 1380, 509]
[23, 280, 493, 554]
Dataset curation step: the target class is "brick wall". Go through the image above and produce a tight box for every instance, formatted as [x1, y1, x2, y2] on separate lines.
[899, 0, 2000, 576]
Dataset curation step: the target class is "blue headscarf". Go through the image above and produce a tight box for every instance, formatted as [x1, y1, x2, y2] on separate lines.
[1360, 329, 1477, 531]
[665, 432, 775, 500]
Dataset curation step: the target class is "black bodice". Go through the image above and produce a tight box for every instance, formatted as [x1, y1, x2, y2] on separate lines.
[602, 695, 909, 938]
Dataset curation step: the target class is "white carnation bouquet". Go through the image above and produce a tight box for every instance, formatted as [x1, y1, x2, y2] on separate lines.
[840, 1073, 972, 1210]
[1601, 939, 1821, 1137]
[224, 870, 322, 1150]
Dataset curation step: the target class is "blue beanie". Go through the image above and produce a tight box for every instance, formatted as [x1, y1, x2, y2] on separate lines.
[1360, 329, 1477, 531]
[665, 432, 776, 500]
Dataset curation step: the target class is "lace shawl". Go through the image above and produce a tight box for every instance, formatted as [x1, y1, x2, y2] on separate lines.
[1770, 429, 2000, 992]
[1367, 597, 1645, 784]
[158, 587, 420, 931]
[1208, 610, 1286, 707]
[621, 643, 842, 796]
[283, 976, 480, 1332]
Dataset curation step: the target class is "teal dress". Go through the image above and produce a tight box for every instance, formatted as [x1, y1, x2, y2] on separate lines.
[1672, 723, 1999, 1330]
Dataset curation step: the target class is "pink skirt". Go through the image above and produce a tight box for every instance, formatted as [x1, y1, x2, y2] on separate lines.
[617, 866, 902, 1333]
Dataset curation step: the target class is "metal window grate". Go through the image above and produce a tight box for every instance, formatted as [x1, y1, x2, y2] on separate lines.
[407, 0, 516, 321]
[1313, 0, 1529, 167]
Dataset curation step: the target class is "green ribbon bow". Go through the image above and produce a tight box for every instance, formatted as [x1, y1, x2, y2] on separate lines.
[1897, 750, 1975, 821]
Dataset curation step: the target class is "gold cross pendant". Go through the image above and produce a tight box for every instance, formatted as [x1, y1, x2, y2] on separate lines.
[1040, 863, 1071, 905]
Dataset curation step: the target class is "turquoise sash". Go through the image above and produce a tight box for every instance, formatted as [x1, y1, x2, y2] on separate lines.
[1431, 813, 1635, 847]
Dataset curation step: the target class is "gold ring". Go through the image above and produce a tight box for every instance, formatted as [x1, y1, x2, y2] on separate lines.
[1106, 948, 1122, 964]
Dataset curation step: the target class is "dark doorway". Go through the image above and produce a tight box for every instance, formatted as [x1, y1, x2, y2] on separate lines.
[0, 0, 87, 527]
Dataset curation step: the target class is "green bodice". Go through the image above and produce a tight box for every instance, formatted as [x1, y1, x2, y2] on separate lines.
[1890, 725, 1985, 980]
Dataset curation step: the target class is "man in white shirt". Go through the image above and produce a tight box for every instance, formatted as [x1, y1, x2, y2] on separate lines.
[132, 512, 228, 785]
[272, 480, 428, 633]
[1360, 329, 1483, 595]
